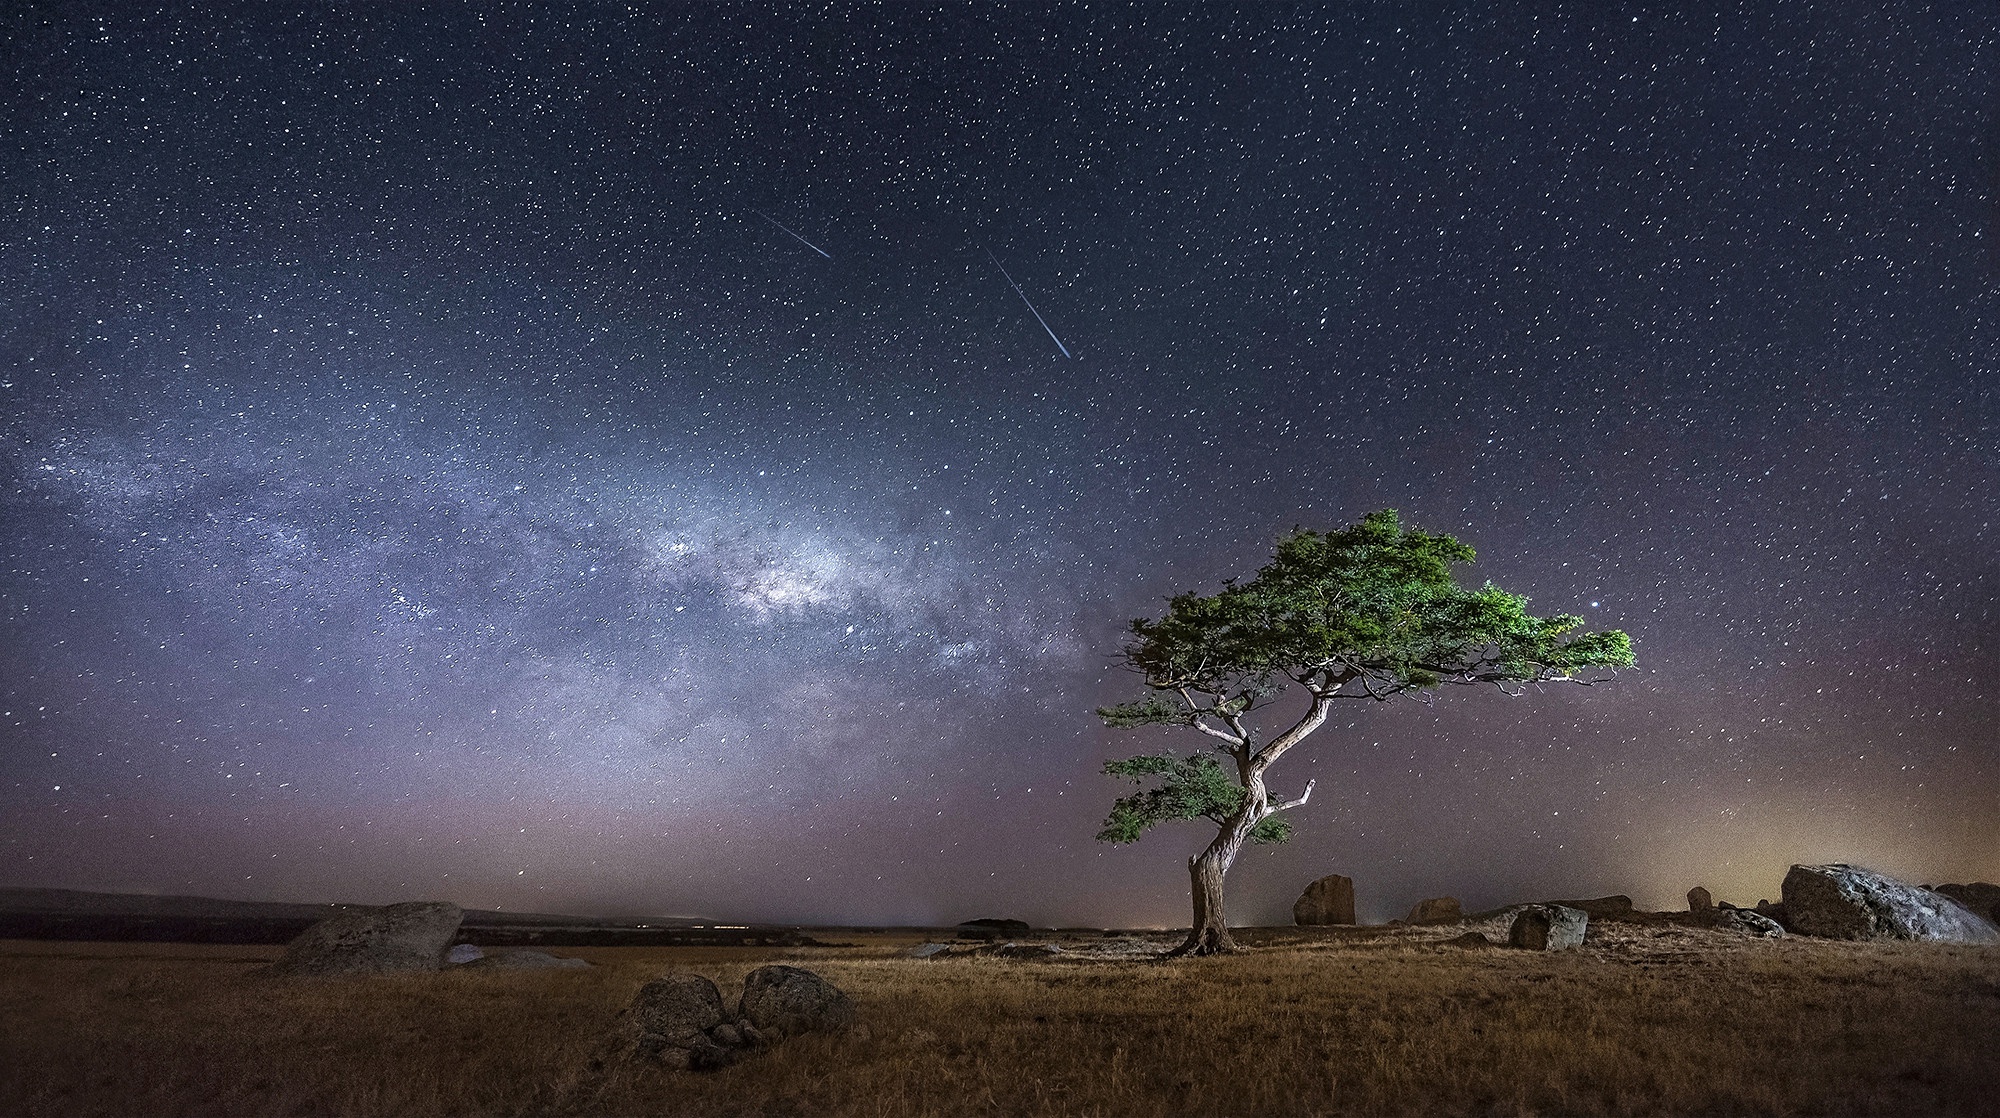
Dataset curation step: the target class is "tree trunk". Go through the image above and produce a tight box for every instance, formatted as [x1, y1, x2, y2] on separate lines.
[1170, 766, 1267, 957]
[1173, 839, 1244, 955]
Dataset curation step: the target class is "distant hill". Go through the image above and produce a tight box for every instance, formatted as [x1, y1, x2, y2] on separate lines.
[0, 887, 354, 922]
[0, 887, 813, 947]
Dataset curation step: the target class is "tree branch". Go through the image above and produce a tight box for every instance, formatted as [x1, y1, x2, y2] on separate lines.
[1270, 779, 1315, 813]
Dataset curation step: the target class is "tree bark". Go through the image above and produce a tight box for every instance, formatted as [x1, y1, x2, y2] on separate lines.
[1170, 766, 1267, 957]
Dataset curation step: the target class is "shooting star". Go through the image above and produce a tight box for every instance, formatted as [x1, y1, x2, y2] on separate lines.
[751, 209, 833, 259]
[987, 249, 1072, 359]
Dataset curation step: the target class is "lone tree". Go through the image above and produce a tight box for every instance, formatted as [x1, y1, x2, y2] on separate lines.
[1096, 510, 1634, 956]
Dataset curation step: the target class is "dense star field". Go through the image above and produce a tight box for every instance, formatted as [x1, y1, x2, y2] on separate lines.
[2, 4, 1994, 927]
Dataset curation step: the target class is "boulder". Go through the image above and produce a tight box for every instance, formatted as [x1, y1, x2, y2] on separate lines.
[906, 942, 955, 959]
[1407, 897, 1463, 924]
[1445, 931, 1494, 948]
[628, 972, 754, 1069]
[1781, 864, 2000, 944]
[269, 901, 463, 977]
[631, 973, 726, 1044]
[1552, 895, 1633, 919]
[1293, 874, 1357, 926]
[1753, 900, 1789, 928]
[1715, 908, 1784, 938]
[464, 949, 589, 970]
[1686, 886, 1713, 914]
[445, 943, 484, 965]
[1508, 904, 1588, 951]
[1933, 883, 2000, 925]
[738, 965, 855, 1037]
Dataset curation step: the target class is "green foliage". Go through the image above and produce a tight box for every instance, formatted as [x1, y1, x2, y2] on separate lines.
[1096, 752, 1296, 848]
[1095, 693, 1195, 728]
[1113, 509, 1634, 701]
[1093, 510, 1637, 857]
[1096, 753, 1296, 845]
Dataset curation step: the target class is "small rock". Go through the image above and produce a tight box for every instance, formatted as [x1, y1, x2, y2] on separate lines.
[1508, 904, 1588, 950]
[1715, 908, 1785, 937]
[906, 942, 954, 959]
[709, 1023, 743, 1047]
[1782, 864, 1999, 943]
[1933, 883, 2000, 926]
[1407, 897, 1463, 924]
[738, 965, 856, 1036]
[1293, 874, 1357, 926]
[446, 943, 485, 965]
[1445, 931, 1493, 948]
[1686, 886, 1713, 914]
[270, 901, 464, 977]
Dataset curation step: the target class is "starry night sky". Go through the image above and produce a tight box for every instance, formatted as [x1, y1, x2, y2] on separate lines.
[3, 3, 1995, 928]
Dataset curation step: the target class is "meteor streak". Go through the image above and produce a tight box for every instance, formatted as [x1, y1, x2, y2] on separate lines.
[987, 249, 1072, 359]
[752, 209, 833, 259]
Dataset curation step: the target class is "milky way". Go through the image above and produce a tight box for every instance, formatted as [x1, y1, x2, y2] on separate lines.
[2, 4, 1995, 926]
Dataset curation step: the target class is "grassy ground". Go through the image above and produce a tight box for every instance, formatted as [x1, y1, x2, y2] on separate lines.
[2, 921, 1997, 1117]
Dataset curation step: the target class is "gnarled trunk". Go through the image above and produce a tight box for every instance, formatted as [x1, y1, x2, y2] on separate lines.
[1170, 766, 1267, 957]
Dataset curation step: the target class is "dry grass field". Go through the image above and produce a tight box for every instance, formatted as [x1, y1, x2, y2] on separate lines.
[3, 920, 1998, 1117]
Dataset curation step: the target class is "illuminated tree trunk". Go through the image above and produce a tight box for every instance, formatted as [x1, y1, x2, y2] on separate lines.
[1172, 767, 1267, 957]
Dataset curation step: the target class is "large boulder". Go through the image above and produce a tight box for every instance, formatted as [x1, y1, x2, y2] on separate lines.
[1686, 886, 1713, 915]
[1781, 864, 1999, 944]
[1406, 897, 1463, 924]
[1508, 904, 1588, 951]
[269, 901, 463, 977]
[1552, 895, 1633, 919]
[629, 972, 755, 1070]
[738, 965, 855, 1037]
[1933, 883, 2000, 926]
[1293, 875, 1356, 926]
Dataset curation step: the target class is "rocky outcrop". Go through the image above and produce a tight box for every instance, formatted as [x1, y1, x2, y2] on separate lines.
[1715, 908, 1784, 938]
[1552, 895, 1633, 919]
[1781, 864, 1999, 943]
[955, 918, 1031, 940]
[1686, 887, 1713, 914]
[464, 949, 589, 970]
[269, 901, 463, 977]
[738, 965, 856, 1037]
[1508, 904, 1588, 950]
[1933, 883, 2000, 926]
[1406, 897, 1463, 924]
[1293, 875, 1356, 925]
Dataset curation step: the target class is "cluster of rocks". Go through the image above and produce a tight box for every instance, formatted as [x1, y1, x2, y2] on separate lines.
[626, 965, 853, 1070]
[1686, 865, 1998, 943]
[1291, 863, 1998, 951]
[266, 901, 590, 976]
